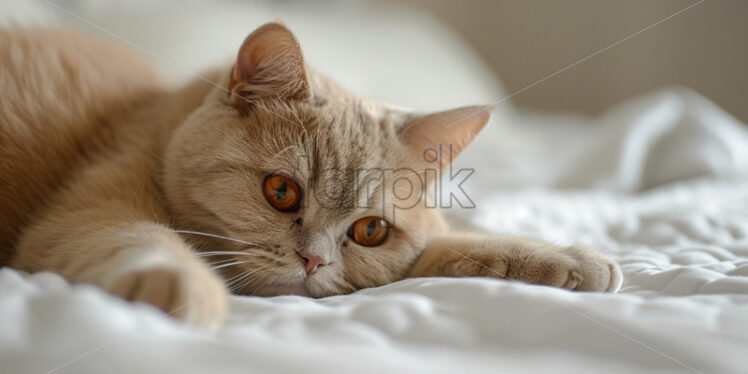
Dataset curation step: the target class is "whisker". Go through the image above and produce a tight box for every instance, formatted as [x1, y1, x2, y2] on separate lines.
[249, 271, 286, 295]
[229, 252, 293, 294]
[212, 260, 248, 270]
[175, 229, 268, 249]
[227, 265, 271, 293]
[195, 251, 262, 258]
[223, 270, 254, 289]
[208, 258, 238, 266]
[228, 270, 260, 293]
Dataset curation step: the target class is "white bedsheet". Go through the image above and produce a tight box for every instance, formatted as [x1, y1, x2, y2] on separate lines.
[2, 88, 748, 374]
[2, 2, 748, 373]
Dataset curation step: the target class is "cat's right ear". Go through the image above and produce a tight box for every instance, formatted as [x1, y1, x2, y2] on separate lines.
[228, 22, 310, 107]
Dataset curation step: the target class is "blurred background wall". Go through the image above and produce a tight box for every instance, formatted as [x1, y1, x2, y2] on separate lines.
[3, 0, 745, 121]
[386, 0, 747, 122]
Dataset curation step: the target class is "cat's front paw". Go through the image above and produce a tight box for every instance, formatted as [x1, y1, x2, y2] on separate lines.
[107, 262, 228, 328]
[449, 240, 622, 293]
[511, 244, 623, 293]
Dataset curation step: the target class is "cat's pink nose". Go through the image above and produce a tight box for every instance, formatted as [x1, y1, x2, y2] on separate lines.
[298, 251, 327, 275]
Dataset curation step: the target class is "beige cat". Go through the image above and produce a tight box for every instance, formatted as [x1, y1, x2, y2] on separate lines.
[0, 23, 622, 327]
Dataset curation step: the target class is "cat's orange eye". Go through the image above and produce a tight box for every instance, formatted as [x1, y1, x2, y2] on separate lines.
[347, 216, 391, 247]
[263, 174, 302, 212]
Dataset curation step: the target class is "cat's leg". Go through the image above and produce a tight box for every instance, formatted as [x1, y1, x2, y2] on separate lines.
[11, 157, 228, 327]
[14, 214, 227, 327]
[408, 233, 622, 292]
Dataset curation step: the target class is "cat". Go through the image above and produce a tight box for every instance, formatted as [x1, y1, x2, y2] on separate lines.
[0, 22, 622, 327]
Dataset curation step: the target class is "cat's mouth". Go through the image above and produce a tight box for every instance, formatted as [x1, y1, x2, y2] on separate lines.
[225, 251, 337, 297]
[266, 278, 334, 298]
[263, 264, 339, 298]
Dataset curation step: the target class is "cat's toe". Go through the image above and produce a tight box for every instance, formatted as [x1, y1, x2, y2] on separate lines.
[605, 261, 624, 293]
[563, 245, 622, 293]
[560, 270, 582, 290]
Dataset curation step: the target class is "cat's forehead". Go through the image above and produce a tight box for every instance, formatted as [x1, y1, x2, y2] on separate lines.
[248, 98, 403, 169]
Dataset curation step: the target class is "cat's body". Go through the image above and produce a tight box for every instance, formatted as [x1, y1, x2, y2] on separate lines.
[0, 28, 165, 263]
[1, 24, 621, 327]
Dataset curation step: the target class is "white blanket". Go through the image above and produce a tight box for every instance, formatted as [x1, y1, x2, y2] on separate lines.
[2, 2, 748, 373]
[2, 88, 748, 374]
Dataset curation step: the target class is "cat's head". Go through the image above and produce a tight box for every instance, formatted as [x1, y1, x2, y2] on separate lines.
[164, 22, 491, 297]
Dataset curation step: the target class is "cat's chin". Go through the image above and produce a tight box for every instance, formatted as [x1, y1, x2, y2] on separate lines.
[229, 276, 306, 297]
[229, 274, 308, 297]
[235, 274, 343, 298]
[223, 260, 347, 297]
[248, 283, 309, 297]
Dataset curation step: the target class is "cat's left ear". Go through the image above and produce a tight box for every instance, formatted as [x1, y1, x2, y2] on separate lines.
[399, 106, 491, 170]
[228, 22, 310, 106]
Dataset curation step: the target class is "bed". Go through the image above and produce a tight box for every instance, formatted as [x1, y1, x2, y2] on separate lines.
[1, 1, 747, 373]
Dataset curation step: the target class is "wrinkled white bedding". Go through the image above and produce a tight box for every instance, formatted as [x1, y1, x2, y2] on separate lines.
[2, 88, 747, 374]
[2, 2, 748, 373]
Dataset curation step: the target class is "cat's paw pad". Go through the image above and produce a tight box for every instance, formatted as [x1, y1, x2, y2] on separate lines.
[108, 265, 227, 328]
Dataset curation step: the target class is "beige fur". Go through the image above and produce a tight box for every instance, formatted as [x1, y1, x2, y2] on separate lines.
[0, 23, 621, 327]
